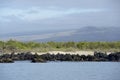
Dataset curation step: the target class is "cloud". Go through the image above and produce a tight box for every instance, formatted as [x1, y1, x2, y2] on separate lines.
[0, 7, 103, 22]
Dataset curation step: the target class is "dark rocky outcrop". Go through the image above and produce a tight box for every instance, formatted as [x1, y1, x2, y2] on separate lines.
[0, 58, 14, 63]
[0, 52, 120, 63]
[31, 58, 46, 63]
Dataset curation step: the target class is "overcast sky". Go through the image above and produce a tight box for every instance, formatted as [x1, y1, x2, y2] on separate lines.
[0, 0, 120, 34]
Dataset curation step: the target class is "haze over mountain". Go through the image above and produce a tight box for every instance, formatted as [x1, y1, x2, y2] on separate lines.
[0, 26, 120, 42]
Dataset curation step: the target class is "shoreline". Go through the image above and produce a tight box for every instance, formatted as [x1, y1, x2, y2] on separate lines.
[1, 51, 120, 63]
[3, 50, 113, 56]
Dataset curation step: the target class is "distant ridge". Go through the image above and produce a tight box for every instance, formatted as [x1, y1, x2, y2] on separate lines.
[0, 26, 120, 42]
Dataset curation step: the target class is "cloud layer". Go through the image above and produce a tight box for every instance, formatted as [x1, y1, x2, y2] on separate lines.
[0, 0, 120, 35]
[0, 7, 103, 22]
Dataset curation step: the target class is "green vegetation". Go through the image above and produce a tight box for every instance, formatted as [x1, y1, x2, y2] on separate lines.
[0, 40, 120, 53]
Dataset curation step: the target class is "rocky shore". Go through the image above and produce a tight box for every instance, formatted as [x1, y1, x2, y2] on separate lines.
[0, 51, 120, 63]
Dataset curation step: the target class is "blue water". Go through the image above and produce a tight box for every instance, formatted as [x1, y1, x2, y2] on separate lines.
[0, 61, 120, 80]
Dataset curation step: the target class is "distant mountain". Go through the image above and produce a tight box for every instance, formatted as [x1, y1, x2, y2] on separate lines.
[0, 26, 120, 42]
[32, 26, 120, 42]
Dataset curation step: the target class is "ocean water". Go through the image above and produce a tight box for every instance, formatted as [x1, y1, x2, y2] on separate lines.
[0, 61, 120, 80]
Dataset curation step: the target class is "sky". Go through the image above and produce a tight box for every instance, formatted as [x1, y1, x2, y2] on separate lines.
[0, 0, 120, 34]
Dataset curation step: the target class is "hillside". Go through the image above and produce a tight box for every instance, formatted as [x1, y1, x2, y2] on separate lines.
[0, 26, 120, 42]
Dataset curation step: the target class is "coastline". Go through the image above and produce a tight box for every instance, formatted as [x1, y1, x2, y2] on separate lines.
[31, 51, 112, 55]
[2, 50, 113, 56]
[0, 51, 120, 63]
